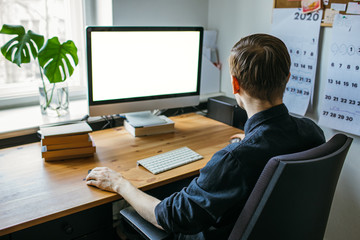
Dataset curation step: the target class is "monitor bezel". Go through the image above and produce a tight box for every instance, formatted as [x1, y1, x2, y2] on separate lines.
[86, 26, 203, 116]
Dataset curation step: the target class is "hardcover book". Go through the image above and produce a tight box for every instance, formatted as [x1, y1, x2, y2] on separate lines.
[41, 144, 96, 162]
[40, 121, 92, 137]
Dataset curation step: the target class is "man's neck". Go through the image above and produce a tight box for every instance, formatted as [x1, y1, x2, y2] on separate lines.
[244, 98, 282, 119]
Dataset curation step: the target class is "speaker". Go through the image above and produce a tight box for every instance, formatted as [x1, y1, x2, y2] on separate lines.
[207, 96, 248, 130]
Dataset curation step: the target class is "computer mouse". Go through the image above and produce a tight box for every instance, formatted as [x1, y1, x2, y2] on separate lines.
[83, 169, 93, 181]
[229, 138, 241, 144]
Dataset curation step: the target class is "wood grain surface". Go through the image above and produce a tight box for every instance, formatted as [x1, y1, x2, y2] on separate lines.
[0, 113, 242, 236]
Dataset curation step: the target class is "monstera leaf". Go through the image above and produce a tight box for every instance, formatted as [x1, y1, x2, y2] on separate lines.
[0, 24, 44, 66]
[38, 37, 78, 83]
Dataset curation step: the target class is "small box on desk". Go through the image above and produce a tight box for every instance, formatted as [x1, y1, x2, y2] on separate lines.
[207, 96, 248, 130]
[124, 115, 175, 137]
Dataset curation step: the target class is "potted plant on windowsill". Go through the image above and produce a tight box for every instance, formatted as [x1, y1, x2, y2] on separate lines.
[0, 24, 79, 117]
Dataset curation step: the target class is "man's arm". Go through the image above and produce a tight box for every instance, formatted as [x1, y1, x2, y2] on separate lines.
[86, 167, 163, 229]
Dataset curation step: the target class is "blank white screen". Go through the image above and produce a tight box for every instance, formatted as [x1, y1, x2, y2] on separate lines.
[90, 31, 200, 102]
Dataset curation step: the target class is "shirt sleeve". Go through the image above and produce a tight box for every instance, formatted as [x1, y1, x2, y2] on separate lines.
[155, 148, 250, 235]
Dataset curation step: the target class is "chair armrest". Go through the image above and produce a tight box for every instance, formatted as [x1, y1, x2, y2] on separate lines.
[120, 207, 171, 240]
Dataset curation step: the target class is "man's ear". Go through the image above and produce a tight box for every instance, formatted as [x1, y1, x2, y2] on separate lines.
[231, 76, 240, 94]
[286, 72, 291, 83]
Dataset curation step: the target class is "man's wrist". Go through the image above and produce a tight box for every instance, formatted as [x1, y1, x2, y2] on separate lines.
[114, 177, 129, 195]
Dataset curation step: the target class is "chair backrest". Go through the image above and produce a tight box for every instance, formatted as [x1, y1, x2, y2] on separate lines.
[228, 133, 353, 240]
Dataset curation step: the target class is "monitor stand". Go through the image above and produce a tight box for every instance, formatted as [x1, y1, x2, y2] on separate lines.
[125, 111, 167, 128]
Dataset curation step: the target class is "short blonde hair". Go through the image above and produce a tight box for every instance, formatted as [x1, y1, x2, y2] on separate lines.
[229, 34, 290, 103]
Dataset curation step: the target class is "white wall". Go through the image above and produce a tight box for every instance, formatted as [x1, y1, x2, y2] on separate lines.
[110, 1, 360, 239]
[112, 0, 209, 27]
[208, 1, 360, 239]
[208, 0, 273, 94]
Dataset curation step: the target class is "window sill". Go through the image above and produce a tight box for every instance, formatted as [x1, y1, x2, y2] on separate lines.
[0, 100, 88, 140]
[0, 93, 225, 141]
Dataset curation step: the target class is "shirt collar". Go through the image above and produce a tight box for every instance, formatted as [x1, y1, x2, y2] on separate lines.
[244, 103, 289, 134]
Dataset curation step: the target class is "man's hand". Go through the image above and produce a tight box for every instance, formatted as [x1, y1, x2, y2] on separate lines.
[86, 167, 123, 193]
[230, 133, 245, 140]
[86, 166, 162, 229]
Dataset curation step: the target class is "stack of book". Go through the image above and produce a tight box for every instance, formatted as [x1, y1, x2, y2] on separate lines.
[40, 122, 96, 161]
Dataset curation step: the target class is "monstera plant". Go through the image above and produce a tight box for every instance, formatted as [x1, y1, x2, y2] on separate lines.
[0, 24, 78, 116]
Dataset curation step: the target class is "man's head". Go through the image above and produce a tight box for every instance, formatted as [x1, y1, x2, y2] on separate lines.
[229, 34, 290, 104]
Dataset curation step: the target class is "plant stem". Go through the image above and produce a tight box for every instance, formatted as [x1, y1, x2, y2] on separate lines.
[38, 59, 56, 110]
[46, 83, 56, 109]
[38, 63, 49, 106]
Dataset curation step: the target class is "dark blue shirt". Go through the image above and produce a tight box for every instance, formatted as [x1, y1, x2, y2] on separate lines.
[155, 104, 325, 239]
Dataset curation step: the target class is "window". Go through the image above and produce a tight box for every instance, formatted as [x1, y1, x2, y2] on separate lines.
[0, 0, 86, 109]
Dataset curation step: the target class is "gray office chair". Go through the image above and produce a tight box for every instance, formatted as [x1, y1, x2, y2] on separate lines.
[120, 133, 353, 240]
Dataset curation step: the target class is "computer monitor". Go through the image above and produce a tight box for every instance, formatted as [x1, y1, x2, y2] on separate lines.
[86, 26, 203, 117]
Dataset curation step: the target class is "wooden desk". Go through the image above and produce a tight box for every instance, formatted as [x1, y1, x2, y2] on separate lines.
[0, 113, 241, 237]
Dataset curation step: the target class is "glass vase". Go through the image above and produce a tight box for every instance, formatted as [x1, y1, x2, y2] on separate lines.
[39, 81, 69, 117]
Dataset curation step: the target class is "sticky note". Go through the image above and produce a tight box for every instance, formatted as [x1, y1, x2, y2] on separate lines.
[331, 3, 347, 11]
[347, 2, 360, 15]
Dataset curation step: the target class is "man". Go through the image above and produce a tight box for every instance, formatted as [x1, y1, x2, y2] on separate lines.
[86, 34, 325, 239]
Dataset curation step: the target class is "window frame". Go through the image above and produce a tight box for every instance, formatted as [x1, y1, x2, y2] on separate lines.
[0, 0, 87, 110]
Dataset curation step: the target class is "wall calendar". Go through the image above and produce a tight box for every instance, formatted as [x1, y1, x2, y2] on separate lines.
[319, 14, 360, 135]
[271, 8, 322, 116]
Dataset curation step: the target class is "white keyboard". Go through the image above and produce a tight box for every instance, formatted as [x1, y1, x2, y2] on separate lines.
[137, 147, 204, 174]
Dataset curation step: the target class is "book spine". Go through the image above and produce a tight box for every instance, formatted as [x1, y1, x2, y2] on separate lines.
[45, 140, 93, 150]
[42, 133, 90, 145]
[44, 153, 95, 162]
[42, 145, 96, 159]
